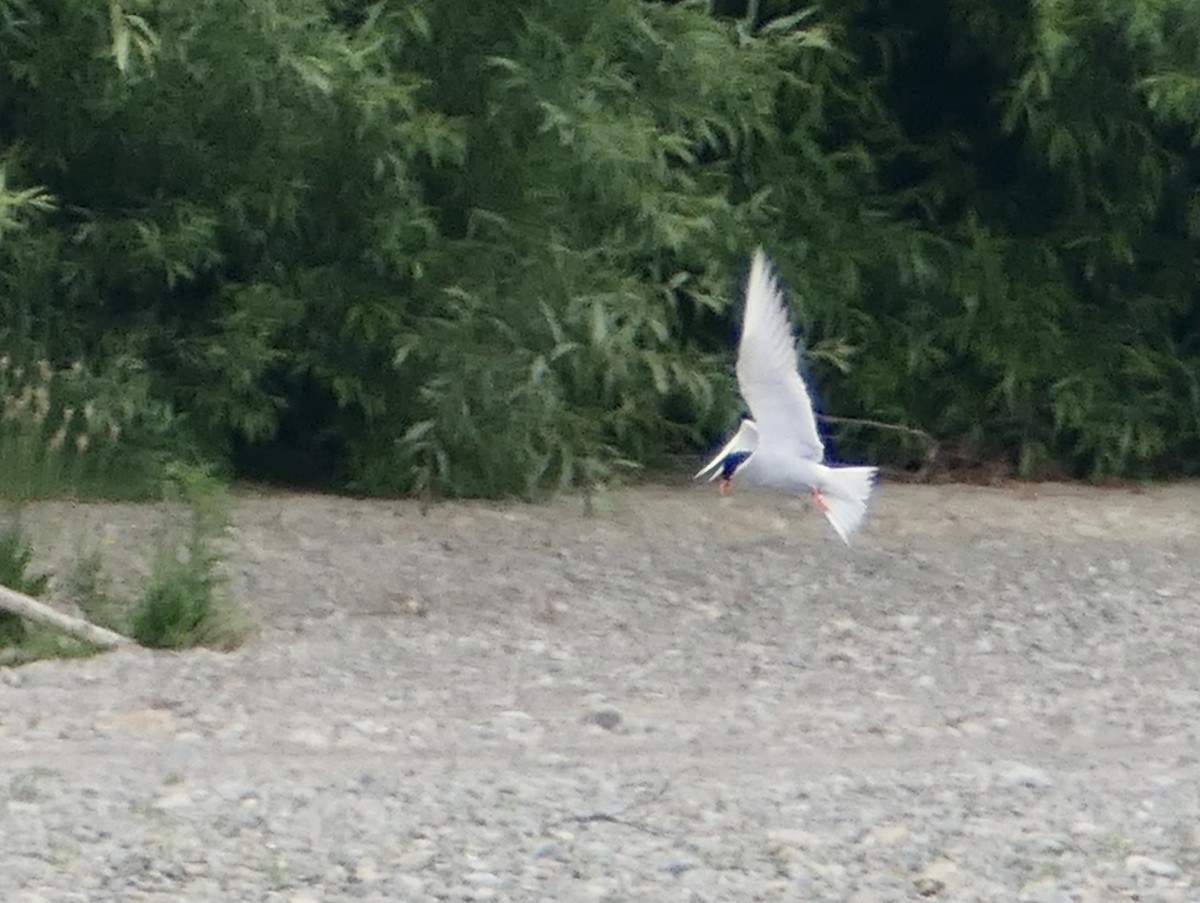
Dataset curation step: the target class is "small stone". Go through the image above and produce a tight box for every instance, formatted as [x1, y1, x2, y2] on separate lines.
[1001, 763, 1053, 790]
[397, 875, 425, 896]
[582, 705, 623, 732]
[582, 841, 613, 862]
[859, 823, 909, 846]
[216, 781, 257, 801]
[457, 887, 495, 901]
[355, 856, 380, 882]
[829, 617, 858, 638]
[151, 789, 193, 810]
[1037, 834, 1070, 854]
[287, 727, 330, 749]
[661, 858, 697, 876]
[1018, 879, 1072, 903]
[1124, 855, 1181, 878]
[767, 828, 822, 848]
[464, 871, 504, 887]
[530, 841, 562, 860]
[351, 719, 388, 736]
[323, 864, 349, 883]
[914, 876, 944, 897]
[399, 848, 436, 871]
[915, 859, 963, 895]
[535, 753, 576, 768]
[403, 595, 428, 616]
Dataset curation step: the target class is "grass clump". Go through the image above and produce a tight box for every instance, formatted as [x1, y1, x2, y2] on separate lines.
[0, 354, 178, 502]
[0, 523, 47, 646]
[0, 350, 247, 661]
[64, 548, 127, 636]
[130, 463, 247, 650]
[0, 462, 250, 665]
[0, 518, 100, 665]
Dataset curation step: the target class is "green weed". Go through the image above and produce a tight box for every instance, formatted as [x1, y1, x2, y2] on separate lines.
[130, 464, 248, 650]
[0, 464, 249, 665]
[0, 354, 176, 502]
[0, 521, 48, 647]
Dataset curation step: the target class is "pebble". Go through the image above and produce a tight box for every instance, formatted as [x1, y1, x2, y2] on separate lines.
[660, 857, 697, 876]
[916, 859, 963, 895]
[464, 871, 505, 887]
[286, 727, 330, 749]
[1018, 880, 1073, 903]
[355, 856, 380, 882]
[1124, 855, 1181, 878]
[1001, 763, 1054, 790]
[397, 875, 425, 896]
[4, 493, 1200, 903]
[582, 705, 624, 731]
[859, 824, 909, 846]
[530, 841, 562, 860]
[150, 789, 194, 810]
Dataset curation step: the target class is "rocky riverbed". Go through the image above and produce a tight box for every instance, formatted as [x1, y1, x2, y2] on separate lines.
[3, 481, 1199, 901]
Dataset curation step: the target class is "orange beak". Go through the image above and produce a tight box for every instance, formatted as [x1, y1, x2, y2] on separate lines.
[718, 477, 731, 496]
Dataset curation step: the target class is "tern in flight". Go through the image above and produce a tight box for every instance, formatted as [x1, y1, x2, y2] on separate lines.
[695, 249, 877, 543]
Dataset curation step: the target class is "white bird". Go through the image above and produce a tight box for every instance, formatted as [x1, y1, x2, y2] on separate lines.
[695, 248, 877, 543]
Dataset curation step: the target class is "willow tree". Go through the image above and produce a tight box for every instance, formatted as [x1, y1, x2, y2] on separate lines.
[787, 0, 1200, 476]
[2, 0, 1197, 495]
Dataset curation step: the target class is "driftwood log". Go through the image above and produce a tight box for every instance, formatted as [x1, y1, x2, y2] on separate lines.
[0, 582, 132, 649]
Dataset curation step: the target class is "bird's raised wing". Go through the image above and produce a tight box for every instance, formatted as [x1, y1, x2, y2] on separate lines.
[735, 249, 824, 462]
[694, 418, 759, 481]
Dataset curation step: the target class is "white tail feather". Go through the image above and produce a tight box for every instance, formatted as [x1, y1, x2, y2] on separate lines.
[819, 466, 878, 544]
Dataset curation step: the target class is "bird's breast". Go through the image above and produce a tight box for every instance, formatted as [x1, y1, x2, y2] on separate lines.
[736, 448, 826, 492]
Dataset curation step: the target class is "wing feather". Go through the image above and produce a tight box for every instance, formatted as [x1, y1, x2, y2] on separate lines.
[735, 249, 824, 461]
[694, 419, 759, 481]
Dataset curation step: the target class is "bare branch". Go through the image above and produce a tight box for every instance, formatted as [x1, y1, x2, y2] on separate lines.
[821, 414, 942, 480]
[0, 583, 132, 649]
[821, 414, 936, 446]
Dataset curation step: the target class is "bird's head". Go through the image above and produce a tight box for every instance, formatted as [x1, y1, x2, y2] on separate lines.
[717, 450, 752, 495]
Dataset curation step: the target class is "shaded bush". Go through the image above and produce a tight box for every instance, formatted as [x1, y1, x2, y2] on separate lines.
[131, 464, 244, 649]
[0, 0, 1196, 493]
[0, 523, 47, 646]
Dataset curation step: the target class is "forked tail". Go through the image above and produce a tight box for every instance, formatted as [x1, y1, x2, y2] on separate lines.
[820, 466, 878, 544]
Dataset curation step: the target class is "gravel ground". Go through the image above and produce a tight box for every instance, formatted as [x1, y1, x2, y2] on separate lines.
[2, 481, 1200, 902]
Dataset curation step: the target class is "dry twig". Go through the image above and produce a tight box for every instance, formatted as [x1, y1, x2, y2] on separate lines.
[0, 582, 132, 649]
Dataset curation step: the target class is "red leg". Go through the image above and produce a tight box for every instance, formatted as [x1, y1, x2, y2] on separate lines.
[810, 487, 829, 513]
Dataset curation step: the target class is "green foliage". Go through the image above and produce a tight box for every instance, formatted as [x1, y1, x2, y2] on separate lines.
[0, 525, 46, 597]
[782, 0, 1200, 477]
[131, 463, 244, 649]
[1, 0, 1197, 491]
[64, 547, 128, 636]
[0, 462, 246, 666]
[0, 354, 178, 500]
[0, 163, 53, 239]
[0, 518, 100, 665]
[0, 521, 47, 646]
